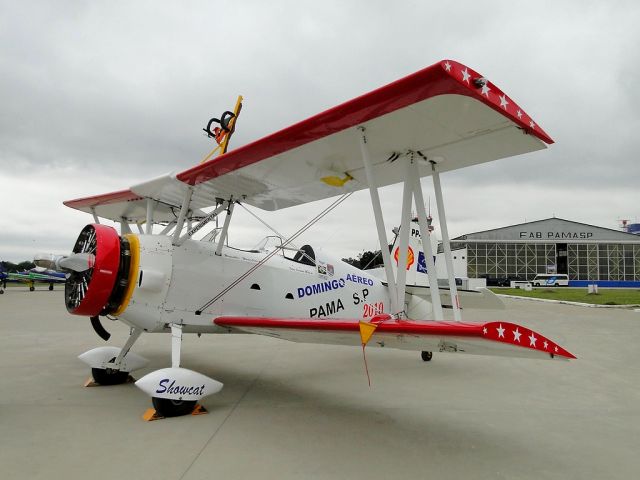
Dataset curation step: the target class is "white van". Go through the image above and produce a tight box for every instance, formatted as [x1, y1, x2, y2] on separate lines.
[532, 274, 569, 287]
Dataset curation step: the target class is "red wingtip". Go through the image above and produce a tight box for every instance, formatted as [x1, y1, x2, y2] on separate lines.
[439, 59, 554, 145]
[482, 321, 576, 359]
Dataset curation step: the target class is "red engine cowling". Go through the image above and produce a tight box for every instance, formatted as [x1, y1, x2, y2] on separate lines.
[65, 224, 127, 316]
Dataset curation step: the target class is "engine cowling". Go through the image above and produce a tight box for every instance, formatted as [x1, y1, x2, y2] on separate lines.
[65, 224, 133, 316]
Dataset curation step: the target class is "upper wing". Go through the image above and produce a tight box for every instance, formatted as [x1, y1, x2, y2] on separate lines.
[214, 316, 575, 361]
[65, 59, 552, 220]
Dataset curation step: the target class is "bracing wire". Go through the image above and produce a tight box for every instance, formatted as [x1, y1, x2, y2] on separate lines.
[236, 202, 295, 248]
[195, 192, 353, 314]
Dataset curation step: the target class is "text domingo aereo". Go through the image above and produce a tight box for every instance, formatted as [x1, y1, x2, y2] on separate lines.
[298, 274, 374, 298]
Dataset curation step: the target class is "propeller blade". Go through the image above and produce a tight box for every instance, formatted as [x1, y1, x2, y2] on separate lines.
[34, 253, 63, 270]
[58, 253, 96, 272]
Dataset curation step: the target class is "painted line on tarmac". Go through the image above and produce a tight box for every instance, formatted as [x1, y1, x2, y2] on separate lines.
[496, 294, 640, 309]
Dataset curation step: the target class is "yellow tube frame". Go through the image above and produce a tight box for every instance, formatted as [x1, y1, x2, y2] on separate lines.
[112, 233, 140, 316]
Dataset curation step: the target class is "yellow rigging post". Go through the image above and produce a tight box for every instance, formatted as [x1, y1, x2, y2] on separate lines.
[200, 95, 244, 164]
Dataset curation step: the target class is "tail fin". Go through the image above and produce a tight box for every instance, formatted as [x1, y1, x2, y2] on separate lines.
[390, 218, 436, 287]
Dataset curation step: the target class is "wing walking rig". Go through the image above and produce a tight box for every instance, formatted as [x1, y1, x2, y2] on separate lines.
[47, 60, 572, 418]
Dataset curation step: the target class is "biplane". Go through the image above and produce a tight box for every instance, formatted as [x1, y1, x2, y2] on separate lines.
[38, 60, 574, 418]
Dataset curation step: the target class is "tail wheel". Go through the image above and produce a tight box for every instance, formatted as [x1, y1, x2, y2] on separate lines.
[421, 351, 433, 362]
[152, 397, 197, 417]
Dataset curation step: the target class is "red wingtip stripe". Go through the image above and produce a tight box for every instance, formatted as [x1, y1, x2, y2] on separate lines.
[440, 60, 554, 145]
[482, 321, 576, 359]
[64, 189, 143, 209]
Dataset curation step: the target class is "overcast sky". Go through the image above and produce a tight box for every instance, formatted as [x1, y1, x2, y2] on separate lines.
[1, 1, 639, 262]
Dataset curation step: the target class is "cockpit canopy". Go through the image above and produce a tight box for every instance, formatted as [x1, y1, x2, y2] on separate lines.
[252, 236, 316, 266]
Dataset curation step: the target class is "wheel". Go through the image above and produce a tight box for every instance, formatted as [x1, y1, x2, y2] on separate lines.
[48, 284, 54, 291]
[554, 283, 559, 287]
[91, 357, 130, 385]
[29, 286, 35, 291]
[152, 397, 197, 417]
[421, 351, 433, 362]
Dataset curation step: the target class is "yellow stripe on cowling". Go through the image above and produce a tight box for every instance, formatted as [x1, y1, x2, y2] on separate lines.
[112, 233, 140, 316]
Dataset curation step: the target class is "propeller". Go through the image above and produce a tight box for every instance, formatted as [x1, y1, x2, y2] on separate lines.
[35, 252, 96, 273]
[65, 226, 98, 313]
[64, 224, 135, 344]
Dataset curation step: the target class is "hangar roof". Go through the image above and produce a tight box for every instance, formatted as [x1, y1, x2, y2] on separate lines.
[453, 217, 640, 243]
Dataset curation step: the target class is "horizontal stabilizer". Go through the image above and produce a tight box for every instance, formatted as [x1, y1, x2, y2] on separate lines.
[214, 316, 575, 360]
[405, 285, 505, 310]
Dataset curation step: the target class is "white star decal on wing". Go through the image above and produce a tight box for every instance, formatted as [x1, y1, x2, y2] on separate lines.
[483, 327, 488, 334]
[444, 61, 451, 72]
[499, 94, 509, 109]
[528, 333, 537, 347]
[543, 340, 549, 349]
[512, 328, 521, 342]
[461, 68, 470, 83]
[497, 324, 505, 338]
[480, 83, 491, 97]
[517, 109, 522, 118]
[554, 346, 558, 353]
[529, 120, 535, 129]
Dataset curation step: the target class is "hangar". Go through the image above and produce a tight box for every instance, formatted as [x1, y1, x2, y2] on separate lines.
[449, 217, 640, 285]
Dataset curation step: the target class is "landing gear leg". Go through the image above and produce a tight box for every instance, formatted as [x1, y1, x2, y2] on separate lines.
[90, 328, 143, 385]
[421, 351, 433, 362]
[150, 324, 197, 418]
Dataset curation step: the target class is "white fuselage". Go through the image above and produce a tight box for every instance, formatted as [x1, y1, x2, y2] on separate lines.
[117, 235, 429, 333]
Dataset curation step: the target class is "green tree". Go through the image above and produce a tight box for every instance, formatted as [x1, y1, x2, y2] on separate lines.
[17, 261, 36, 271]
[1, 261, 35, 272]
[342, 249, 386, 270]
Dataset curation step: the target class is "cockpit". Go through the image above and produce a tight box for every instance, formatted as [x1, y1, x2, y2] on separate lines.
[252, 235, 316, 266]
[291, 244, 315, 266]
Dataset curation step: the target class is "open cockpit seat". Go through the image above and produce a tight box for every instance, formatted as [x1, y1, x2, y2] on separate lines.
[292, 245, 316, 266]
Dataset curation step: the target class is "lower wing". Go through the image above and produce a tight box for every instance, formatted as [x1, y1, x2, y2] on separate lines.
[214, 316, 575, 360]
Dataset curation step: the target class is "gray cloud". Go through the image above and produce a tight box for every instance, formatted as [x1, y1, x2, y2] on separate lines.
[1, 0, 639, 261]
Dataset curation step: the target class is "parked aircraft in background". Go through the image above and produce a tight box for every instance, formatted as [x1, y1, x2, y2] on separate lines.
[42, 60, 574, 418]
[0, 265, 66, 293]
